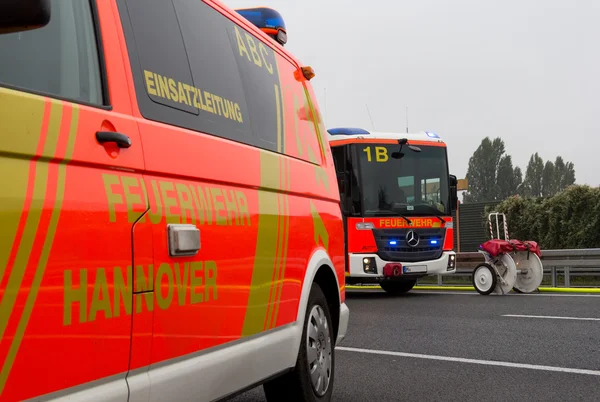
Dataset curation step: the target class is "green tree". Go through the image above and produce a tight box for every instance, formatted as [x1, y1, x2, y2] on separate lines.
[497, 155, 521, 199]
[514, 166, 523, 194]
[522, 155, 576, 198]
[464, 139, 576, 202]
[541, 160, 555, 197]
[554, 156, 576, 191]
[463, 137, 506, 202]
[521, 152, 544, 197]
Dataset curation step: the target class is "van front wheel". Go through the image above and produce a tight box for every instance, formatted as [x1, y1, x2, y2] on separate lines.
[263, 283, 335, 402]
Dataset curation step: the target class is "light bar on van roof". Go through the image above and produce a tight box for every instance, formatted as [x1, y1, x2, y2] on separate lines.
[327, 127, 370, 135]
[425, 131, 440, 138]
[235, 7, 287, 46]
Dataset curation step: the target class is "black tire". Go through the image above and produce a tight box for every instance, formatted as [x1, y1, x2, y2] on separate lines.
[263, 282, 335, 402]
[472, 263, 497, 295]
[379, 279, 417, 295]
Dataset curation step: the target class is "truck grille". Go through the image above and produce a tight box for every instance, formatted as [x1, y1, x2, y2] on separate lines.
[372, 228, 445, 262]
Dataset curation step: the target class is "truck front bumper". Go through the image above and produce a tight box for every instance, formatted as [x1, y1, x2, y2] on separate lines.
[347, 251, 456, 279]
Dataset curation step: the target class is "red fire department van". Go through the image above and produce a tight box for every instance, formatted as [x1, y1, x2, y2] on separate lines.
[328, 128, 458, 294]
[0, 1, 348, 401]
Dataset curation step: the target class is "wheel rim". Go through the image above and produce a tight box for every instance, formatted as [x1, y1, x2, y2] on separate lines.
[306, 304, 332, 396]
[474, 266, 493, 292]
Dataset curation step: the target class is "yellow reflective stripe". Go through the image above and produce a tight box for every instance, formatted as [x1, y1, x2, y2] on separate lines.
[0, 88, 49, 157]
[274, 60, 285, 155]
[0, 102, 60, 342]
[310, 201, 329, 250]
[265, 158, 285, 330]
[303, 85, 327, 160]
[0, 100, 68, 395]
[267, 79, 289, 329]
[315, 166, 330, 193]
[0, 90, 45, 285]
[243, 74, 291, 335]
[292, 94, 303, 156]
[64, 106, 79, 163]
[270, 157, 290, 328]
[274, 84, 283, 153]
[263, 84, 286, 329]
[242, 151, 281, 337]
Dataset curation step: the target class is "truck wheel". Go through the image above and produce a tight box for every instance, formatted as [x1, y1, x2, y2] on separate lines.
[380, 279, 417, 295]
[263, 282, 335, 402]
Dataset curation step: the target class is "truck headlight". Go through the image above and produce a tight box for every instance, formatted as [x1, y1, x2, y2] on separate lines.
[447, 254, 456, 270]
[362, 257, 377, 274]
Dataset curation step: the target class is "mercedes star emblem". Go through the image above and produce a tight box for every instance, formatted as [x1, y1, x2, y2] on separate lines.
[406, 230, 420, 247]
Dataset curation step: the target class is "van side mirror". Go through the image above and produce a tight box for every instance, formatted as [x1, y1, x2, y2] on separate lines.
[0, 0, 51, 34]
[449, 174, 458, 211]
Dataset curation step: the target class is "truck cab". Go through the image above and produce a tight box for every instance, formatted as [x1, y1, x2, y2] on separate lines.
[328, 128, 458, 294]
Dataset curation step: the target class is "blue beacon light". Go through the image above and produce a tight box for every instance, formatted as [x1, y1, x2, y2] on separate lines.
[327, 127, 370, 136]
[235, 7, 287, 46]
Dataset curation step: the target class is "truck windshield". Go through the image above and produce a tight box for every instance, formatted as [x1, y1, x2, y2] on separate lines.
[356, 143, 450, 217]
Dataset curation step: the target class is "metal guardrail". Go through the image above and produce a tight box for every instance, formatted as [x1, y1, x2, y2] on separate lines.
[436, 248, 600, 288]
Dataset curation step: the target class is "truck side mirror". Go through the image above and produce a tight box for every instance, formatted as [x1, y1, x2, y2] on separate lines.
[449, 174, 458, 211]
[0, 0, 51, 34]
[336, 172, 351, 214]
[336, 172, 349, 196]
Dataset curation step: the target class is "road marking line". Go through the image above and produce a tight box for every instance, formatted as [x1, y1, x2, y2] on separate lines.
[336, 346, 600, 377]
[347, 285, 600, 294]
[348, 289, 600, 298]
[502, 314, 600, 321]
[417, 291, 600, 298]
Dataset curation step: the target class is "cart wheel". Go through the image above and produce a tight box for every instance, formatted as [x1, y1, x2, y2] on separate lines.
[513, 251, 544, 293]
[472, 263, 497, 295]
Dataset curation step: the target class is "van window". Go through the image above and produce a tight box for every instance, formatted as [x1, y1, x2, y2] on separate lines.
[118, 0, 284, 154]
[173, 0, 259, 146]
[0, 0, 103, 105]
[118, 0, 198, 116]
[119, 0, 256, 147]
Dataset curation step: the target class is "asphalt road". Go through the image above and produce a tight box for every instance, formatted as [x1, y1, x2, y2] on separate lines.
[228, 289, 600, 402]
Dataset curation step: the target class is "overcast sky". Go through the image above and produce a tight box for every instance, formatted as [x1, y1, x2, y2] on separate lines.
[225, 0, 599, 187]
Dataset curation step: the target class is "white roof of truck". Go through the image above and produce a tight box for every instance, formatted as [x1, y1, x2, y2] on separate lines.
[327, 128, 445, 145]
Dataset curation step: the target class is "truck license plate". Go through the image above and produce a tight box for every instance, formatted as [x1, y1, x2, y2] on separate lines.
[404, 265, 427, 274]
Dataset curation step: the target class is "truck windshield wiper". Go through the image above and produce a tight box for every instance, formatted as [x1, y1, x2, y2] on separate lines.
[398, 215, 413, 226]
[422, 213, 446, 225]
[415, 204, 448, 225]
[432, 215, 446, 225]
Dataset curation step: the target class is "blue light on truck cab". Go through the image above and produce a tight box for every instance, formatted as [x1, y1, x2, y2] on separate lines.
[327, 127, 370, 136]
[425, 131, 440, 138]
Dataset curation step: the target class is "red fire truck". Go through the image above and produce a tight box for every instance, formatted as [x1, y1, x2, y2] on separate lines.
[328, 128, 459, 294]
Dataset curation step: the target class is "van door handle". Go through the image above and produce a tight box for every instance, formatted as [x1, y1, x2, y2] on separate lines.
[96, 131, 132, 148]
